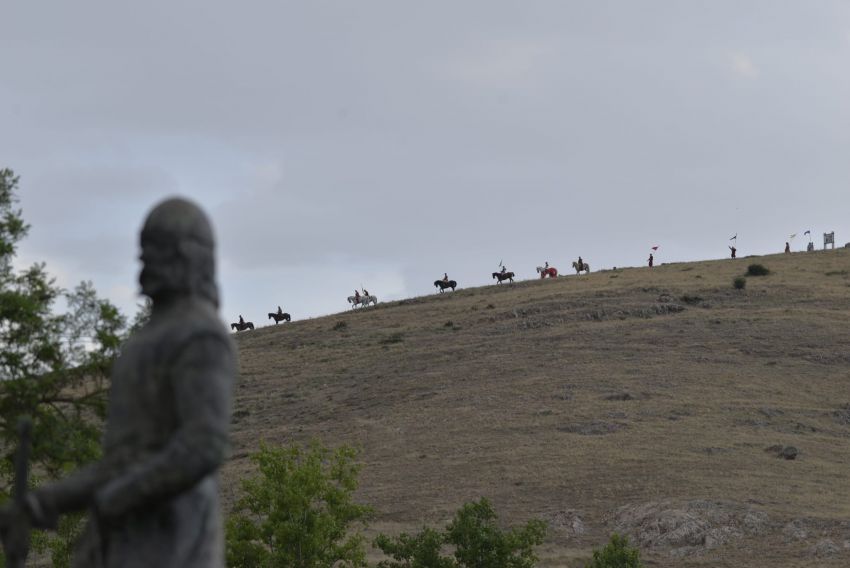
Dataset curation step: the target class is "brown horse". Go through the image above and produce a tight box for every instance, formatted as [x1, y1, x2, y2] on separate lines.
[268, 312, 291, 324]
[536, 266, 558, 278]
[492, 271, 514, 284]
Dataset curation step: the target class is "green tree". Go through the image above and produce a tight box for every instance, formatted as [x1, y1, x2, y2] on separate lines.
[585, 534, 643, 568]
[374, 498, 547, 568]
[374, 527, 454, 568]
[226, 441, 373, 568]
[447, 499, 546, 568]
[0, 168, 128, 567]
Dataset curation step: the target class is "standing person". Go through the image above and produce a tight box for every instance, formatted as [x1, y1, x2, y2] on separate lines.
[648, 253, 654, 268]
[729, 245, 737, 259]
[0, 197, 237, 567]
[784, 242, 791, 254]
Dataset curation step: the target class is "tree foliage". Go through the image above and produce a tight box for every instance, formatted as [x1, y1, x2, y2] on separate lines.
[584, 534, 643, 568]
[226, 441, 373, 568]
[0, 168, 128, 566]
[375, 498, 547, 568]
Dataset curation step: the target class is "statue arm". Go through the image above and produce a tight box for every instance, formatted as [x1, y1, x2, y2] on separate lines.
[93, 333, 236, 519]
[29, 461, 110, 527]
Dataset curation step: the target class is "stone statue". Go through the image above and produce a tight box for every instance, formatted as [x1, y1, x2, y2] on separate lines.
[1, 197, 237, 567]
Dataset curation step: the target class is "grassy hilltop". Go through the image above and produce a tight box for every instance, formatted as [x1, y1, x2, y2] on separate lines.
[224, 249, 850, 567]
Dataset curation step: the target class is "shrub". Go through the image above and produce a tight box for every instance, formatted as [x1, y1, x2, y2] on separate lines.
[332, 320, 348, 331]
[380, 332, 405, 344]
[680, 294, 703, 305]
[448, 499, 546, 568]
[226, 441, 372, 568]
[374, 528, 453, 568]
[746, 264, 770, 276]
[374, 498, 546, 568]
[733, 277, 746, 290]
[585, 534, 643, 568]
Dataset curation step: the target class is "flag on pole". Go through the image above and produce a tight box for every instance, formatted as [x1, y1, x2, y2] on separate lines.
[729, 234, 737, 241]
[651, 246, 659, 251]
[789, 233, 797, 240]
[804, 230, 811, 235]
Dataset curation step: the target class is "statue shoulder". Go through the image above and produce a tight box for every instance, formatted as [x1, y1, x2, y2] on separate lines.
[157, 302, 235, 362]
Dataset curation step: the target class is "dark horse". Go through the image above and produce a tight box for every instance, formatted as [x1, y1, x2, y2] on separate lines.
[231, 321, 254, 331]
[434, 279, 457, 292]
[268, 312, 291, 324]
[492, 271, 515, 284]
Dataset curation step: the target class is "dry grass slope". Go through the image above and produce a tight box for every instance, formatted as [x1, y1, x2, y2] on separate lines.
[225, 250, 850, 567]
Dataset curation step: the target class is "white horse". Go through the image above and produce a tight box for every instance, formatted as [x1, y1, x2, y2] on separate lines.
[347, 295, 378, 308]
[572, 261, 590, 275]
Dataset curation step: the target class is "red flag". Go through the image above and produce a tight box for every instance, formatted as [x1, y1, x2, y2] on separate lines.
[651, 246, 659, 251]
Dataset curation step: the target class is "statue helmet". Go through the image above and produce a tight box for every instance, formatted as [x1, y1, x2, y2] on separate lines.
[141, 197, 215, 248]
[139, 197, 219, 306]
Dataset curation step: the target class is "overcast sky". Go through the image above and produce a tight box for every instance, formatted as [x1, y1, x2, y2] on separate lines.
[3, 1, 849, 324]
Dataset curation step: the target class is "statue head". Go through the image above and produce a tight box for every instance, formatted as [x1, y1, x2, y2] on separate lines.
[139, 197, 219, 307]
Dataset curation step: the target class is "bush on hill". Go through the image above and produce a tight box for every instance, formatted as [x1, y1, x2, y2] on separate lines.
[375, 498, 547, 568]
[585, 533, 643, 568]
[733, 277, 747, 290]
[746, 264, 770, 276]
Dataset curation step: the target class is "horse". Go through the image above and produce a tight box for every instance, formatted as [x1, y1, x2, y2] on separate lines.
[230, 321, 254, 331]
[268, 312, 291, 324]
[572, 261, 590, 275]
[347, 295, 378, 308]
[492, 271, 514, 284]
[434, 279, 457, 292]
[536, 266, 558, 279]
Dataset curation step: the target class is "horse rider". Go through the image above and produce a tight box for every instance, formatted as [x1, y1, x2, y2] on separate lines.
[362, 288, 369, 298]
[277, 305, 283, 315]
[544, 262, 549, 270]
[238, 314, 245, 326]
[443, 272, 449, 283]
[500, 265, 508, 275]
[577, 256, 583, 271]
[354, 289, 361, 303]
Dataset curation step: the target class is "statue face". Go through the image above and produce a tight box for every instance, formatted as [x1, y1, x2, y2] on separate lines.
[139, 238, 181, 300]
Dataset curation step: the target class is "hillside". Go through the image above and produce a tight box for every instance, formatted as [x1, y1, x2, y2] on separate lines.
[224, 250, 850, 567]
